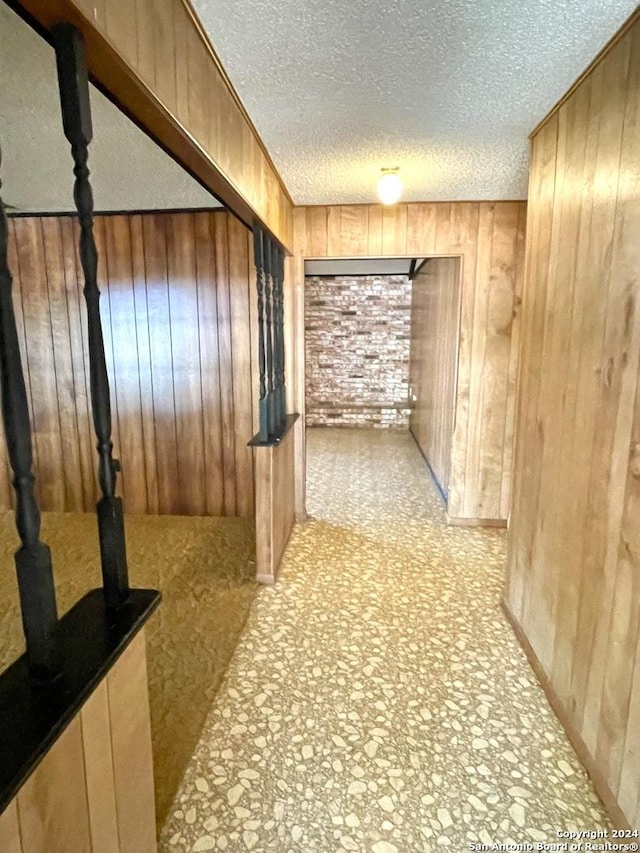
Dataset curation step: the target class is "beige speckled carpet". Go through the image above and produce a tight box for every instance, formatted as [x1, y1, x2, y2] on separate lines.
[0, 511, 257, 826]
[160, 428, 609, 852]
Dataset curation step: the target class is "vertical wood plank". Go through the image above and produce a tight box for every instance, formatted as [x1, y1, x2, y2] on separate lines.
[548, 69, 604, 707]
[326, 206, 342, 257]
[107, 633, 157, 853]
[381, 204, 407, 255]
[460, 202, 493, 518]
[409, 258, 461, 494]
[152, 0, 177, 111]
[130, 215, 159, 515]
[339, 206, 368, 256]
[228, 217, 255, 517]
[195, 212, 224, 516]
[499, 201, 526, 519]
[104, 0, 138, 68]
[186, 25, 208, 148]
[80, 679, 120, 853]
[134, 0, 156, 86]
[476, 202, 519, 519]
[17, 717, 92, 853]
[506, 117, 559, 619]
[0, 800, 22, 853]
[102, 215, 148, 514]
[444, 202, 479, 519]
[41, 218, 84, 512]
[166, 213, 206, 515]
[367, 205, 383, 255]
[306, 207, 328, 257]
[406, 203, 437, 255]
[172, 2, 189, 127]
[213, 214, 237, 515]
[142, 214, 180, 515]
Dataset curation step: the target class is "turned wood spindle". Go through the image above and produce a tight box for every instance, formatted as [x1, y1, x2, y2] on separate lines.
[263, 236, 276, 437]
[53, 24, 129, 607]
[253, 226, 269, 441]
[275, 245, 287, 429]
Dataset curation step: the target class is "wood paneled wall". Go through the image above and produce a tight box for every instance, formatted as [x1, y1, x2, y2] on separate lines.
[254, 419, 297, 584]
[292, 202, 526, 522]
[505, 10, 640, 826]
[0, 631, 156, 853]
[1, 210, 257, 517]
[409, 257, 461, 498]
[16, 0, 293, 248]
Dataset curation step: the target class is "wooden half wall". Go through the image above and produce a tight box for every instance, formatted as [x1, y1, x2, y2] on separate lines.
[292, 202, 527, 522]
[505, 9, 640, 826]
[1, 210, 257, 517]
[14, 0, 293, 248]
[409, 257, 461, 500]
[0, 630, 157, 853]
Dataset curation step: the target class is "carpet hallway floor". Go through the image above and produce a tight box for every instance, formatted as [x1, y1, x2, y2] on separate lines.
[0, 511, 257, 825]
[160, 428, 609, 852]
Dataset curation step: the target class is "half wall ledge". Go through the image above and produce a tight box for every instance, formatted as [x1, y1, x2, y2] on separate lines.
[0, 587, 160, 816]
[250, 413, 299, 584]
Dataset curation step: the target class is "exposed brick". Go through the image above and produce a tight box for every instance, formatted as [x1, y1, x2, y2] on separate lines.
[305, 274, 412, 429]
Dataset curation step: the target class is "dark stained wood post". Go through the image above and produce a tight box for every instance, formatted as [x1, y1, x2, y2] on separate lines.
[251, 226, 289, 443]
[253, 226, 269, 441]
[275, 244, 286, 430]
[0, 147, 60, 681]
[52, 24, 129, 608]
[264, 235, 276, 436]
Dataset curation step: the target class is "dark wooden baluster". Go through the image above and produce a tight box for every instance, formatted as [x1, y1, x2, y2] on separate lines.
[270, 238, 281, 431]
[253, 226, 269, 441]
[0, 148, 60, 681]
[275, 245, 287, 429]
[52, 24, 129, 607]
[264, 236, 276, 437]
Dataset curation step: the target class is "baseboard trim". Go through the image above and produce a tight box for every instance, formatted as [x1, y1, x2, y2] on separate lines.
[446, 516, 507, 528]
[501, 600, 630, 829]
[408, 428, 448, 505]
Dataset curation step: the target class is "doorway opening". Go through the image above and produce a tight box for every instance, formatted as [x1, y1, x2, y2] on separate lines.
[303, 255, 462, 508]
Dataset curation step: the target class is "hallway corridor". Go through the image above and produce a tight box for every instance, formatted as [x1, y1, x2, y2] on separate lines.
[161, 429, 609, 852]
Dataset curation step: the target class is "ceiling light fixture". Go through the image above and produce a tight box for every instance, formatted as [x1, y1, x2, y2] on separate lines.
[377, 167, 402, 206]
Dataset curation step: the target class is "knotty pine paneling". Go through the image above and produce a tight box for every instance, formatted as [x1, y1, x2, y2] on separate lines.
[505, 9, 640, 826]
[293, 201, 526, 522]
[1, 210, 257, 518]
[409, 258, 461, 497]
[17, 0, 293, 249]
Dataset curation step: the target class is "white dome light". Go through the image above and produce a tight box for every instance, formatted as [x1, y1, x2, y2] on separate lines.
[377, 168, 402, 205]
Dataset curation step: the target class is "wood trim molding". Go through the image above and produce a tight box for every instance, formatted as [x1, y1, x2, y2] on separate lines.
[10, 0, 293, 249]
[502, 600, 630, 830]
[446, 517, 507, 528]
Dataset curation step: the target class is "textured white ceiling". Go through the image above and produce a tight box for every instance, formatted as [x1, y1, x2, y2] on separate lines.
[0, 3, 219, 214]
[192, 0, 637, 204]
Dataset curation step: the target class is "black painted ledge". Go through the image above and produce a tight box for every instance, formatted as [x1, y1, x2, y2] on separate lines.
[248, 412, 299, 448]
[0, 587, 161, 814]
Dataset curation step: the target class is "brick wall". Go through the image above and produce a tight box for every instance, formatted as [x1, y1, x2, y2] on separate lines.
[305, 275, 412, 428]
